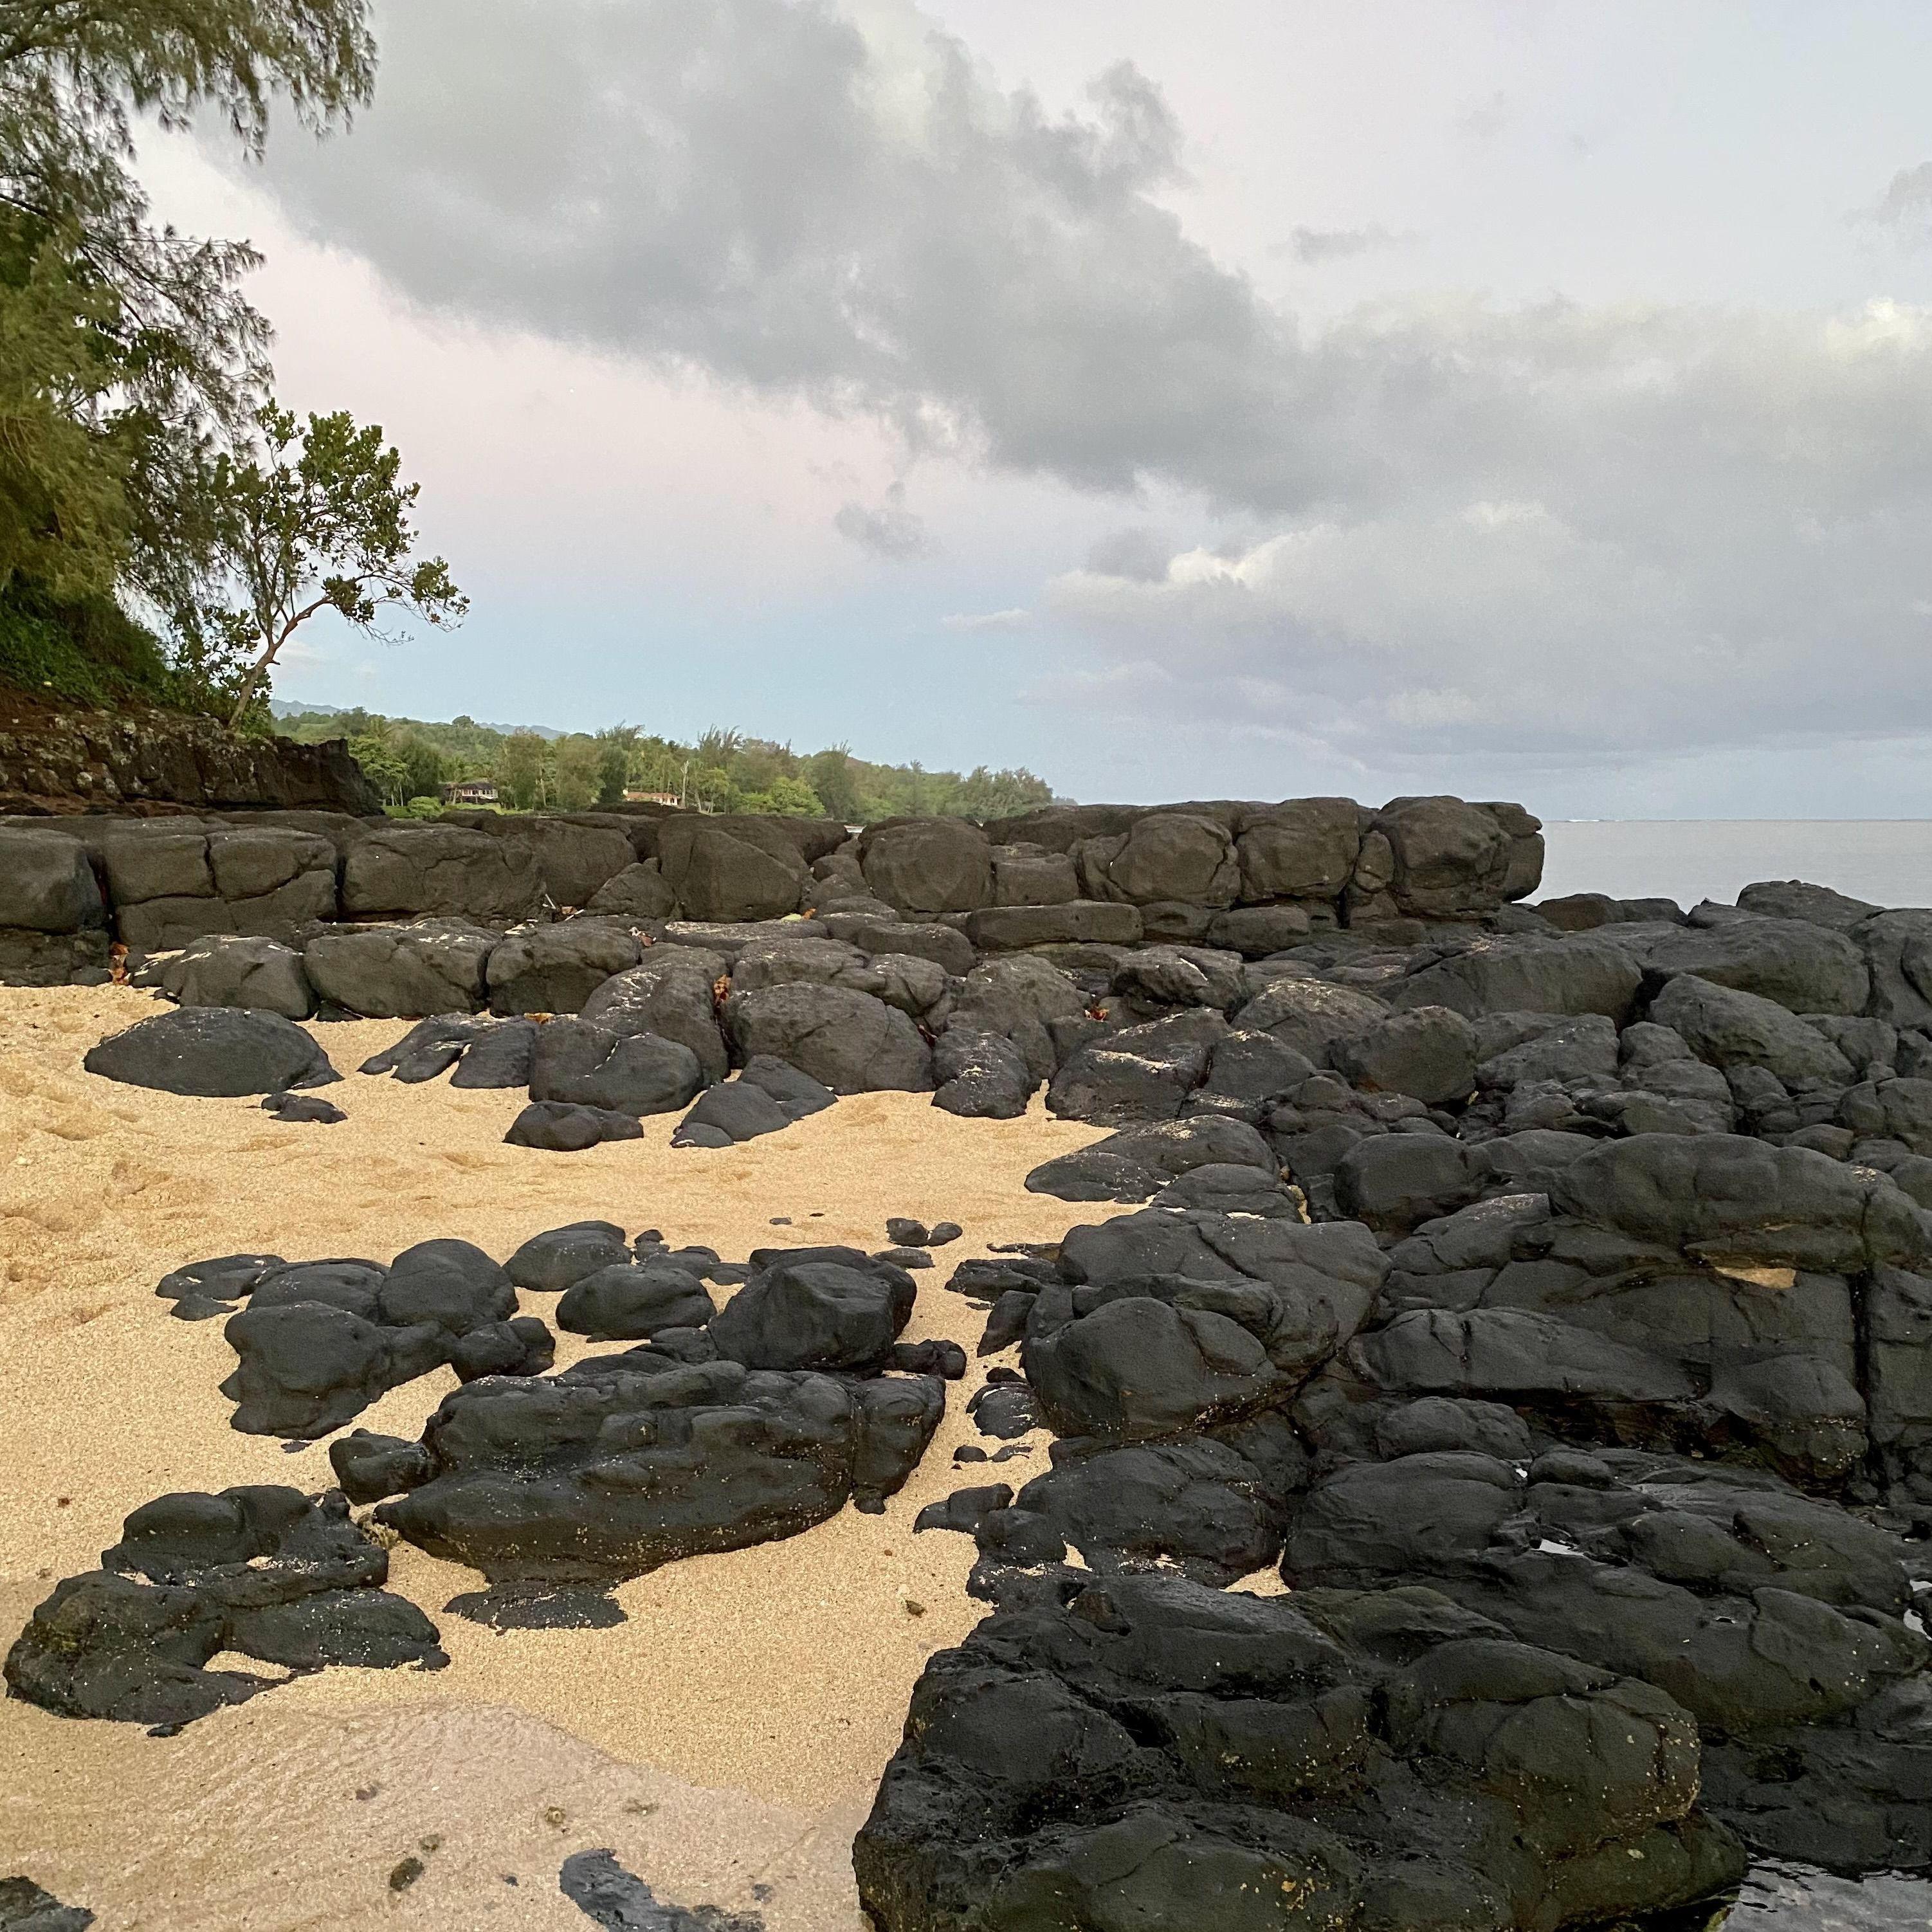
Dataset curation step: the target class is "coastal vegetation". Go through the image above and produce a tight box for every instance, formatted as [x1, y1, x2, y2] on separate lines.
[271, 707, 1058, 820]
[0, 0, 455, 721]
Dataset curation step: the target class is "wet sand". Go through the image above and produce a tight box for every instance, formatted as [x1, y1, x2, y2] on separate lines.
[0, 987, 1121, 1929]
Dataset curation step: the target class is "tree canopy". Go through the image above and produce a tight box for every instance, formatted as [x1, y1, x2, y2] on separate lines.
[0, 0, 380, 706]
[161, 403, 464, 724]
[276, 704, 1062, 820]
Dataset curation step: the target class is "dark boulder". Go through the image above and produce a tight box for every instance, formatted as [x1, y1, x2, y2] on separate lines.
[261, 1090, 344, 1124]
[707, 1249, 916, 1374]
[484, 920, 642, 1015]
[584, 859, 679, 918]
[2, 1487, 444, 1726]
[1737, 879, 1882, 931]
[378, 1239, 515, 1335]
[327, 1430, 435, 1506]
[722, 982, 932, 1093]
[655, 817, 808, 922]
[1331, 1005, 1478, 1106]
[1026, 1115, 1277, 1203]
[1046, 1010, 1226, 1124]
[0, 1876, 94, 1930]
[853, 1572, 1738, 1932]
[1650, 972, 1855, 1088]
[1235, 798, 1363, 901]
[818, 912, 976, 976]
[1205, 903, 1315, 957]
[506, 1221, 630, 1293]
[1187, 1029, 1319, 1124]
[1639, 912, 1870, 1016]
[158, 934, 315, 1019]
[303, 918, 497, 1018]
[556, 1263, 718, 1341]
[989, 842, 1079, 907]
[375, 1354, 944, 1620]
[579, 949, 730, 1084]
[670, 1057, 835, 1146]
[931, 1028, 1035, 1119]
[1387, 934, 1645, 1023]
[217, 1247, 551, 1437]
[504, 1101, 646, 1151]
[961, 902, 1144, 950]
[943, 956, 1087, 1082]
[1025, 1295, 1279, 1442]
[1373, 795, 1543, 916]
[1858, 909, 1932, 1029]
[342, 823, 542, 923]
[1232, 976, 1390, 1061]
[1079, 812, 1241, 908]
[0, 826, 104, 932]
[990, 1435, 1291, 1585]
[529, 1019, 705, 1116]
[1331, 1134, 1486, 1234]
[84, 1007, 338, 1097]
[860, 818, 994, 914]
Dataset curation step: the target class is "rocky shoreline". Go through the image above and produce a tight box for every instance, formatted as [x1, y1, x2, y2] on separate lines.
[5, 795, 1931, 1928]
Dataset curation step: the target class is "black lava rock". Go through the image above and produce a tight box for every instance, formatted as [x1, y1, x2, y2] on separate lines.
[84, 1007, 339, 1097]
[3, 1487, 445, 1726]
[505, 1101, 647, 1151]
[261, 1090, 345, 1124]
[853, 1572, 1745, 1932]
[375, 1353, 945, 1623]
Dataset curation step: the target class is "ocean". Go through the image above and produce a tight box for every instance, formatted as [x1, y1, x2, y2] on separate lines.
[1538, 819, 1932, 911]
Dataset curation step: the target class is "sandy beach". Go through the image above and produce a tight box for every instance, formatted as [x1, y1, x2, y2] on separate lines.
[0, 987, 1122, 1929]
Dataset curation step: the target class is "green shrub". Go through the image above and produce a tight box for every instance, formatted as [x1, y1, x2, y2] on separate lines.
[0, 576, 186, 709]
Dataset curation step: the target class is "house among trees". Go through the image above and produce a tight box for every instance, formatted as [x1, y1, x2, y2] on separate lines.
[442, 779, 499, 806]
[623, 788, 682, 807]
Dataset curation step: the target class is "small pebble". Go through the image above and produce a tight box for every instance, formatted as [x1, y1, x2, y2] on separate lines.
[388, 1856, 425, 1893]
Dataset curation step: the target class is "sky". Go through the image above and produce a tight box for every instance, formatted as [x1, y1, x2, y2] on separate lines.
[132, 0, 1932, 814]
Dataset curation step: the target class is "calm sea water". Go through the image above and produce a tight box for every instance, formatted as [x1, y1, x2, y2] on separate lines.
[1538, 820, 1932, 911]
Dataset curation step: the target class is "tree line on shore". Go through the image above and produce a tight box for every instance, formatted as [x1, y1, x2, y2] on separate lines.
[277, 707, 1058, 821]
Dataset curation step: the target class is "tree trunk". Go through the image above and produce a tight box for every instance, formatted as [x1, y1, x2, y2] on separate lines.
[228, 633, 285, 731]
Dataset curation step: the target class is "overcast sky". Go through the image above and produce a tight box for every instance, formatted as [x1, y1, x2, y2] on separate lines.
[138, 1, 1932, 814]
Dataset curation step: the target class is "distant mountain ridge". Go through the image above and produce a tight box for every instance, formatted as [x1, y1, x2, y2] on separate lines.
[269, 698, 562, 740]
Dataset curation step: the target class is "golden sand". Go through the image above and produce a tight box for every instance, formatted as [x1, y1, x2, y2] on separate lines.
[0, 987, 1123, 1929]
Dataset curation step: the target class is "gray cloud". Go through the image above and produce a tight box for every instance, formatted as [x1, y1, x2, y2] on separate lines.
[1864, 162, 1932, 239]
[835, 484, 933, 558]
[240, 2, 1932, 771]
[1455, 91, 1511, 141]
[1084, 526, 1172, 581]
[1282, 223, 1414, 264]
[244, 0, 1324, 509]
[1049, 300, 1932, 767]
[940, 607, 1032, 632]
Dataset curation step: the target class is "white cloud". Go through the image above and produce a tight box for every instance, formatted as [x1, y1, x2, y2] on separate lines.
[224, 2, 1932, 780]
[941, 607, 1032, 631]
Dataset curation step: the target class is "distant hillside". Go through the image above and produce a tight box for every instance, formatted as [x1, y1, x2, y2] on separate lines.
[270, 699, 562, 740]
[272, 705, 1061, 819]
